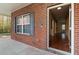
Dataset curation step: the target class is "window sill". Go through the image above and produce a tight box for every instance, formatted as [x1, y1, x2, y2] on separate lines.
[16, 32, 31, 36]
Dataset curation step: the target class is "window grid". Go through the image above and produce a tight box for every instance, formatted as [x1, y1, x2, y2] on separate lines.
[16, 13, 33, 35]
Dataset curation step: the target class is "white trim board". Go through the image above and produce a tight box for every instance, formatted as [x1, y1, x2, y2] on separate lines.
[48, 47, 71, 55]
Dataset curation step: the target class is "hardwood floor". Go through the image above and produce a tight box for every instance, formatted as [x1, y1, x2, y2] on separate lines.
[49, 33, 70, 52]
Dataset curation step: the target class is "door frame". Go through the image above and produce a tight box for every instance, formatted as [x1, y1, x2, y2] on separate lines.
[47, 3, 74, 55]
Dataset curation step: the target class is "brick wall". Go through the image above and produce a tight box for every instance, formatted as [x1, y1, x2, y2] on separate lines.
[11, 4, 48, 49]
[11, 3, 76, 54]
[74, 4, 79, 55]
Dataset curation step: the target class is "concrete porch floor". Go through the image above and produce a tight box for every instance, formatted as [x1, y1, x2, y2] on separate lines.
[0, 36, 53, 55]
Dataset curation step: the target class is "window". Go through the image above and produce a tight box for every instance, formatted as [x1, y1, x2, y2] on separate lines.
[62, 24, 65, 30]
[15, 13, 34, 35]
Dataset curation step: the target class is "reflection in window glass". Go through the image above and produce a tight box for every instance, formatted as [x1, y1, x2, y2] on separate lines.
[16, 16, 22, 25]
[23, 25, 31, 34]
[16, 25, 22, 33]
[23, 15, 30, 25]
[15, 13, 34, 35]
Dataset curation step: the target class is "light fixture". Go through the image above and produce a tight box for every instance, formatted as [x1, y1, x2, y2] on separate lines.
[57, 7, 62, 10]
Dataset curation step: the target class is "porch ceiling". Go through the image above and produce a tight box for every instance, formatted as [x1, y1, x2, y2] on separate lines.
[0, 3, 31, 16]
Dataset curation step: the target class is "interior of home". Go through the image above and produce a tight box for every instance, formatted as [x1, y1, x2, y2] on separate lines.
[49, 4, 71, 53]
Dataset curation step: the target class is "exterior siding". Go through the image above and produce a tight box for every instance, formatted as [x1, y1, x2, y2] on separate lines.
[11, 4, 48, 49]
[74, 4, 79, 55]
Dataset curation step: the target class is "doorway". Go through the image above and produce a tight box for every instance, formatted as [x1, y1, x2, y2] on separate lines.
[47, 4, 72, 54]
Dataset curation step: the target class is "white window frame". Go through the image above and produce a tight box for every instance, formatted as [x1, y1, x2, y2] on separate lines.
[16, 13, 32, 35]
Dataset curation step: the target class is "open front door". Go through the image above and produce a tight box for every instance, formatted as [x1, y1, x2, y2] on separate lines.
[47, 4, 72, 53]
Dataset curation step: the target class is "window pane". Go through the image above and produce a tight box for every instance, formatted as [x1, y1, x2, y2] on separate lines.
[23, 25, 31, 34]
[16, 25, 22, 33]
[16, 16, 22, 25]
[16, 16, 23, 33]
[23, 14, 30, 25]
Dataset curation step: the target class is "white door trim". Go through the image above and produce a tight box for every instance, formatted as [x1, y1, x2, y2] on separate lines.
[71, 3, 74, 55]
[47, 3, 74, 55]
